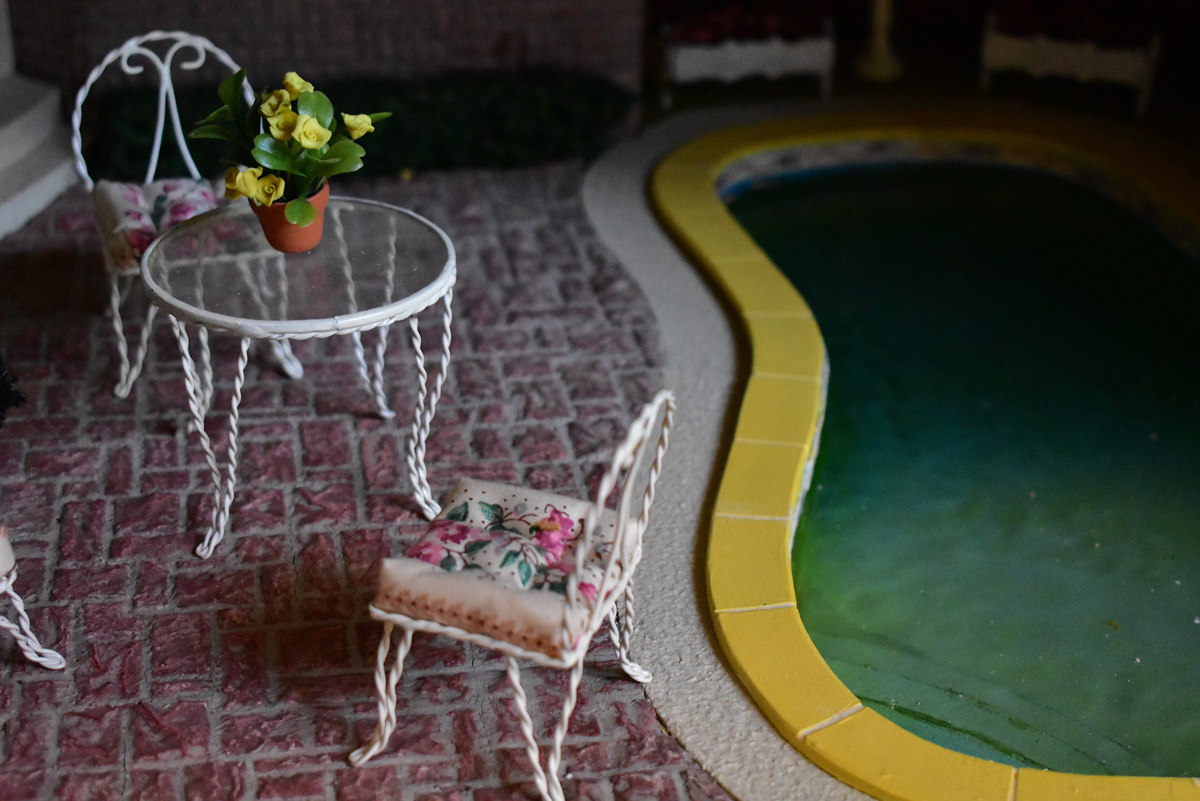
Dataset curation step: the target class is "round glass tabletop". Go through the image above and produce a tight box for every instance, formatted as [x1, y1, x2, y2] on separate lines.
[141, 197, 456, 337]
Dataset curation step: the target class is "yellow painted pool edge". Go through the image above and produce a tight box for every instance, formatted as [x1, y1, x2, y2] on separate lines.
[650, 104, 1200, 801]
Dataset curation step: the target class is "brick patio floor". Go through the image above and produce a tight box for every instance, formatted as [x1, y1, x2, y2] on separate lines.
[0, 165, 735, 801]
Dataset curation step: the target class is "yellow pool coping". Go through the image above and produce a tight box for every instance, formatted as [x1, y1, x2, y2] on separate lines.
[650, 104, 1200, 801]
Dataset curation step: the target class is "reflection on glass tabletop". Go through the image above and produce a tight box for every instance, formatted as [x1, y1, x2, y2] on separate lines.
[142, 197, 455, 334]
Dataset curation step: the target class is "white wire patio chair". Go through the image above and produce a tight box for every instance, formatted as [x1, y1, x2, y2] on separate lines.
[0, 528, 64, 670]
[71, 30, 302, 399]
[348, 390, 675, 801]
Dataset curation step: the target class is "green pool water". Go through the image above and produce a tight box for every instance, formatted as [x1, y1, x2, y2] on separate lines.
[727, 162, 1200, 777]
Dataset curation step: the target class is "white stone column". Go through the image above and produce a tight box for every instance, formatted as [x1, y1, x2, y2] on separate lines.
[0, 0, 78, 238]
[856, 0, 904, 82]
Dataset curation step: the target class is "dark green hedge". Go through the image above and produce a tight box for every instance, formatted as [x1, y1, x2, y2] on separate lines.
[84, 68, 633, 182]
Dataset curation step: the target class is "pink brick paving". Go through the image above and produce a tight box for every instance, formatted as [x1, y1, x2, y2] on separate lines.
[0, 165, 736, 801]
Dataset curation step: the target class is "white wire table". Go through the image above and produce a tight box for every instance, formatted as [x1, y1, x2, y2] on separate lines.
[142, 196, 456, 558]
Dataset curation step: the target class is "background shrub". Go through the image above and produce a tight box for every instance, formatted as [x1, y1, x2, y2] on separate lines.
[84, 68, 634, 182]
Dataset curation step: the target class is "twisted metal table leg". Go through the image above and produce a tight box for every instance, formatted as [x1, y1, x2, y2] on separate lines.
[404, 291, 454, 519]
[172, 316, 250, 558]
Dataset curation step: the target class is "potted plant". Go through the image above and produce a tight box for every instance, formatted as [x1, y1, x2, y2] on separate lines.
[191, 70, 390, 252]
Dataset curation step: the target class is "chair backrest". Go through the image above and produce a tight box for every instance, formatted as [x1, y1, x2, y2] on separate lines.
[563, 390, 675, 651]
[71, 31, 251, 191]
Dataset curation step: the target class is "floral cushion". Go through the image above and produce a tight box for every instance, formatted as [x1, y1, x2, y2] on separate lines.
[372, 478, 617, 659]
[93, 178, 219, 274]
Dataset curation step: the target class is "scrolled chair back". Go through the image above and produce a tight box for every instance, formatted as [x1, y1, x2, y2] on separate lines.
[560, 389, 674, 660]
[71, 31, 252, 189]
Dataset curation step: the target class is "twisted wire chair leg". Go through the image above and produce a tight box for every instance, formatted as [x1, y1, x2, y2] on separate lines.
[110, 275, 158, 399]
[545, 660, 585, 801]
[608, 584, 652, 684]
[0, 570, 65, 670]
[504, 656, 554, 801]
[349, 622, 413, 766]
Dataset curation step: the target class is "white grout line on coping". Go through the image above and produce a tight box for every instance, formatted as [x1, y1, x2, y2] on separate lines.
[743, 310, 815, 319]
[714, 512, 790, 521]
[796, 704, 865, 740]
[1008, 768, 1018, 801]
[734, 437, 809, 446]
[716, 602, 797, 615]
[747, 373, 822, 382]
[753, 371, 824, 380]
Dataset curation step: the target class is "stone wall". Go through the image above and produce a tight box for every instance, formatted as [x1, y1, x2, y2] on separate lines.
[10, 0, 645, 93]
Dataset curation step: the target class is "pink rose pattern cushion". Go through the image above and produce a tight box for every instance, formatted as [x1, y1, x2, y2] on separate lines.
[371, 478, 619, 659]
[94, 179, 219, 274]
[407, 479, 612, 602]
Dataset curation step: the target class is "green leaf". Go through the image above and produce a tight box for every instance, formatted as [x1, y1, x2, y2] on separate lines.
[480, 502, 504, 526]
[284, 198, 317, 227]
[310, 139, 366, 180]
[197, 105, 233, 126]
[445, 502, 468, 522]
[189, 125, 235, 141]
[368, 111, 393, 122]
[439, 556, 458, 571]
[251, 147, 291, 172]
[251, 134, 297, 171]
[297, 90, 335, 129]
[500, 551, 519, 568]
[217, 69, 246, 110]
[517, 560, 532, 586]
[327, 139, 365, 160]
[463, 540, 489, 556]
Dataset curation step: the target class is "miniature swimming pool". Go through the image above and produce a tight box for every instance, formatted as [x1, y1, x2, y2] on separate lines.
[727, 161, 1200, 777]
[652, 108, 1200, 801]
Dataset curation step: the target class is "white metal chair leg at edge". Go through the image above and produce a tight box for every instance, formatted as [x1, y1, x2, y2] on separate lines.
[608, 582, 652, 684]
[109, 274, 158, 400]
[348, 621, 414, 766]
[505, 656, 555, 801]
[0, 569, 66, 670]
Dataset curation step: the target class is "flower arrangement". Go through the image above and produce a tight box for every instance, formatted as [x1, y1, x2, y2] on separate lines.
[190, 70, 390, 227]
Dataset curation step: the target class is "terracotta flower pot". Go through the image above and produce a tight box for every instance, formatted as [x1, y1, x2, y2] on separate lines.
[251, 182, 330, 253]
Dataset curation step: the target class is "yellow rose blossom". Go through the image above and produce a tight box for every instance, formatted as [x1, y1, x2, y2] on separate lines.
[341, 113, 374, 140]
[259, 89, 290, 119]
[267, 109, 299, 140]
[293, 114, 332, 149]
[223, 167, 243, 200]
[253, 175, 286, 207]
[282, 72, 314, 100]
[224, 166, 262, 200]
